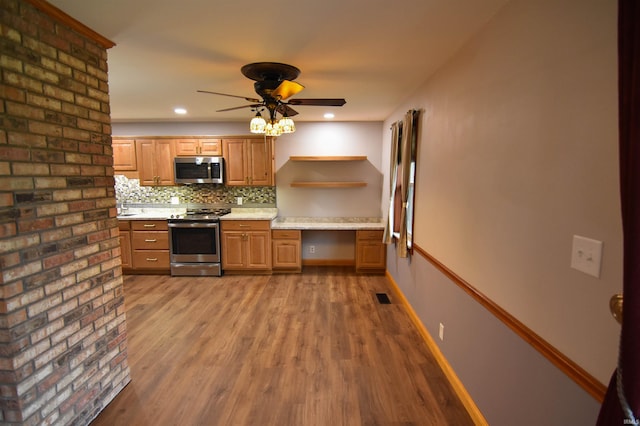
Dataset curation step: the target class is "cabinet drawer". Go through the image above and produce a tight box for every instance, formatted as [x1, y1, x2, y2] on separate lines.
[272, 230, 301, 240]
[131, 220, 168, 231]
[118, 220, 130, 231]
[132, 232, 169, 250]
[132, 251, 170, 269]
[222, 220, 271, 231]
[357, 230, 384, 241]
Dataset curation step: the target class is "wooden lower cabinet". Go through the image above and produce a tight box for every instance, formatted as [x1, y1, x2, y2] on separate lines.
[118, 220, 132, 269]
[355, 230, 386, 273]
[130, 220, 170, 271]
[272, 230, 301, 272]
[221, 220, 271, 273]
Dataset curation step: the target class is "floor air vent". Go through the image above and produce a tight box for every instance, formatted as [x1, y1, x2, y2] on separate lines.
[376, 293, 391, 304]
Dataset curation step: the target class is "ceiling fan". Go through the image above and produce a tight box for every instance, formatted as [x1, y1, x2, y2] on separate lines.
[198, 62, 346, 134]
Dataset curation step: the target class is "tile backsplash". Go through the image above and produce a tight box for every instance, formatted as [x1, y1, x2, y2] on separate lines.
[115, 175, 276, 205]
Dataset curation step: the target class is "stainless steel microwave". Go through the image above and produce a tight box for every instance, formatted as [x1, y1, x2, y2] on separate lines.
[174, 156, 224, 184]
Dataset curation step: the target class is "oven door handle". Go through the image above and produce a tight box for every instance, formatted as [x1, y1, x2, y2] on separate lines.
[168, 222, 220, 228]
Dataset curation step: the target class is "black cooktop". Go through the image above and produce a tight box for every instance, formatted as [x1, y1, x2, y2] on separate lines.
[168, 208, 231, 222]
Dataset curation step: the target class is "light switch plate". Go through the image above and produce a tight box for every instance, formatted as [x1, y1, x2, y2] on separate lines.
[570, 235, 603, 278]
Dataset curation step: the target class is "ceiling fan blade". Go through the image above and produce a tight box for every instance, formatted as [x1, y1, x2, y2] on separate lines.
[272, 80, 305, 100]
[216, 104, 262, 112]
[276, 104, 299, 117]
[197, 90, 261, 103]
[287, 98, 346, 107]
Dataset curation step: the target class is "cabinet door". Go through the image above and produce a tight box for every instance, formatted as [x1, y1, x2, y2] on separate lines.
[356, 230, 386, 272]
[136, 140, 157, 185]
[246, 231, 271, 269]
[136, 140, 175, 186]
[221, 231, 245, 269]
[356, 242, 385, 268]
[272, 239, 300, 270]
[113, 139, 137, 171]
[247, 138, 272, 186]
[119, 230, 132, 269]
[174, 139, 199, 156]
[223, 139, 248, 185]
[155, 139, 175, 186]
[199, 139, 222, 156]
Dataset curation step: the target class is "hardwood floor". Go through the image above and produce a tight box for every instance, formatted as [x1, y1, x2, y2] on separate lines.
[91, 267, 474, 426]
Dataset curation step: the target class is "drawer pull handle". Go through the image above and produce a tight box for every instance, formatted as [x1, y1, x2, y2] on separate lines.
[146, 258, 158, 262]
[145, 239, 157, 242]
[239, 224, 250, 227]
[143, 224, 156, 228]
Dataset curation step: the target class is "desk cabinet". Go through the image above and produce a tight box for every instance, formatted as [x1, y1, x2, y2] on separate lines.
[272, 230, 301, 272]
[355, 230, 386, 273]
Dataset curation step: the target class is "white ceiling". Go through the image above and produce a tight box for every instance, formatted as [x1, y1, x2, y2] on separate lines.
[48, 0, 508, 123]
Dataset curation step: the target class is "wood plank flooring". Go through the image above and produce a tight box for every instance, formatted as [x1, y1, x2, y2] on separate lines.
[90, 267, 474, 426]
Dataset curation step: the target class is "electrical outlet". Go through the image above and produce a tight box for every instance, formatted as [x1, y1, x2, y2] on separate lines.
[236, 197, 243, 205]
[439, 323, 444, 341]
[309, 245, 315, 254]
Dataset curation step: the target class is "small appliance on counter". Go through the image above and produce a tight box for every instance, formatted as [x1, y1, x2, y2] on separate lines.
[167, 207, 231, 276]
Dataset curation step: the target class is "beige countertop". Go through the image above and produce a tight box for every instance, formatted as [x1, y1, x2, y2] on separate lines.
[271, 217, 385, 230]
[117, 207, 385, 231]
[117, 207, 186, 220]
[219, 208, 279, 221]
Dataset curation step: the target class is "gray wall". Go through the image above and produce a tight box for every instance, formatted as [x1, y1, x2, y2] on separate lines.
[383, 0, 618, 423]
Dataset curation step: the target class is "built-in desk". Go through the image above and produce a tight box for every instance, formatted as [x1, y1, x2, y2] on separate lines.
[271, 217, 386, 273]
[270, 217, 384, 231]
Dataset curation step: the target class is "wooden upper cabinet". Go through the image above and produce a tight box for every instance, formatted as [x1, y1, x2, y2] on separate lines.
[112, 139, 137, 171]
[222, 139, 247, 185]
[222, 137, 273, 186]
[174, 138, 222, 156]
[247, 138, 272, 186]
[136, 139, 175, 186]
[198, 139, 222, 156]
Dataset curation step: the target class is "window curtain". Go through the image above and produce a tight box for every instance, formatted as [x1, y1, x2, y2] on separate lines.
[397, 110, 416, 257]
[597, 0, 640, 423]
[383, 122, 400, 244]
[384, 110, 419, 258]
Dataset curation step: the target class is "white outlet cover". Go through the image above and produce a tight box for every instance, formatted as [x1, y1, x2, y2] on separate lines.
[570, 235, 603, 278]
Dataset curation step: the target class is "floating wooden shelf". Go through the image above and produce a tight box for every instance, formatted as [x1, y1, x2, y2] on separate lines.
[289, 156, 367, 162]
[290, 181, 367, 188]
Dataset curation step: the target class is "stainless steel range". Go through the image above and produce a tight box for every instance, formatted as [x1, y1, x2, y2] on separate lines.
[167, 208, 231, 276]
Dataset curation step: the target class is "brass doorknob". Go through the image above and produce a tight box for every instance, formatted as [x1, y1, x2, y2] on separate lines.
[609, 294, 623, 325]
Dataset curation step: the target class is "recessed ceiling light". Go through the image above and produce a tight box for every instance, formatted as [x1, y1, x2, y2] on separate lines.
[323, 113, 335, 119]
[174, 107, 187, 115]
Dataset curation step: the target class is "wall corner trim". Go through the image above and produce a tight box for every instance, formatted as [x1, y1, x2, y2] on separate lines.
[24, 0, 116, 48]
[411, 243, 607, 402]
[385, 271, 489, 425]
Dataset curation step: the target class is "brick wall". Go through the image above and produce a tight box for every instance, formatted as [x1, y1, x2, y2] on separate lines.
[0, 1, 130, 424]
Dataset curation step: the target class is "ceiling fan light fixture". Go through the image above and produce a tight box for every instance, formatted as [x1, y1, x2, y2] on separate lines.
[278, 116, 295, 134]
[265, 121, 283, 137]
[250, 111, 267, 133]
